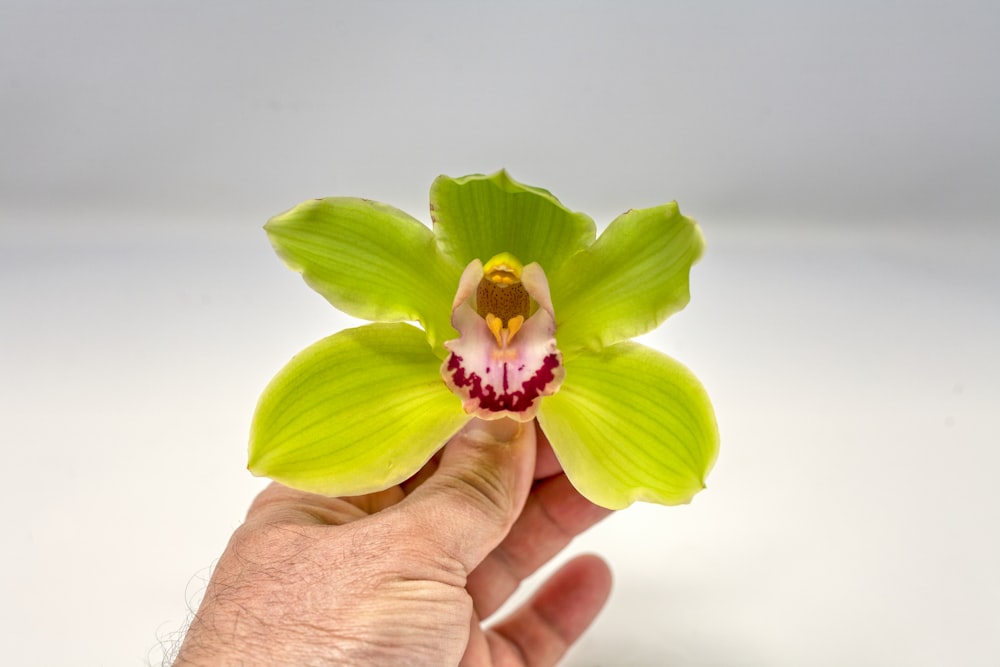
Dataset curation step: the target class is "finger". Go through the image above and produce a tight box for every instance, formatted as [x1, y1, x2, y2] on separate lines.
[245, 481, 402, 526]
[399, 449, 443, 496]
[533, 422, 563, 480]
[483, 554, 613, 667]
[458, 610, 490, 667]
[398, 418, 537, 575]
[466, 473, 612, 618]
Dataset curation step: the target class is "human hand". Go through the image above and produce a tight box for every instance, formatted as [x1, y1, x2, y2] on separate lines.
[174, 418, 613, 666]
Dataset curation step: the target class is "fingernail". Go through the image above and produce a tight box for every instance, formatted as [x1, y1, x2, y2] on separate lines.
[463, 417, 521, 445]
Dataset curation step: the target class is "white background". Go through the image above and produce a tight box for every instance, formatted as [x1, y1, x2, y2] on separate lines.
[2, 1, 998, 665]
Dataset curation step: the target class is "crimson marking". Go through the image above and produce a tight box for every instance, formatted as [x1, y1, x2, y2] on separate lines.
[447, 353, 560, 413]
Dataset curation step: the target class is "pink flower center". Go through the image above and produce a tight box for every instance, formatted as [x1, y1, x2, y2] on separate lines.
[441, 253, 565, 421]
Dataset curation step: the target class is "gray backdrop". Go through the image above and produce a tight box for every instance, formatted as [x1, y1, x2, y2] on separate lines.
[2, 1, 998, 665]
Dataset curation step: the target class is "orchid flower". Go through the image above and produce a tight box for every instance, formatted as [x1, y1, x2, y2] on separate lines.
[248, 170, 718, 509]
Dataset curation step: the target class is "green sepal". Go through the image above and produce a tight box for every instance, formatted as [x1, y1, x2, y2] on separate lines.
[537, 341, 718, 509]
[248, 323, 471, 496]
[430, 170, 596, 274]
[549, 203, 705, 356]
[265, 198, 462, 354]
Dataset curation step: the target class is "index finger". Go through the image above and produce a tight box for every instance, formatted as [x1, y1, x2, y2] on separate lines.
[534, 422, 563, 480]
[466, 470, 613, 619]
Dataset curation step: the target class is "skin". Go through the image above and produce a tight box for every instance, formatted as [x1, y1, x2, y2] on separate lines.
[175, 419, 613, 666]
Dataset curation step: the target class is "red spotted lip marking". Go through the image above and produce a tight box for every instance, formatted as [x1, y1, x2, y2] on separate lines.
[446, 353, 560, 413]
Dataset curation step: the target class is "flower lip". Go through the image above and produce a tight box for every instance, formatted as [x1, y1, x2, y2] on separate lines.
[445, 351, 561, 418]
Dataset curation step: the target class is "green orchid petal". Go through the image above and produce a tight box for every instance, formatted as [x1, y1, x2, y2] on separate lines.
[249, 323, 471, 496]
[537, 341, 718, 509]
[549, 203, 705, 355]
[430, 170, 596, 274]
[265, 198, 462, 353]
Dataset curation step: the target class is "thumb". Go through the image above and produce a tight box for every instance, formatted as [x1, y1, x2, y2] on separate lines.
[400, 418, 536, 574]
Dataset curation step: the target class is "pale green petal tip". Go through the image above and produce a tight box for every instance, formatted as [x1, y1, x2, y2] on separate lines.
[429, 169, 597, 272]
[248, 322, 471, 497]
[672, 202, 708, 267]
[537, 342, 718, 510]
[551, 200, 709, 356]
[434, 169, 560, 200]
[659, 200, 707, 258]
[603, 200, 707, 275]
[262, 197, 461, 354]
[567, 444, 717, 511]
